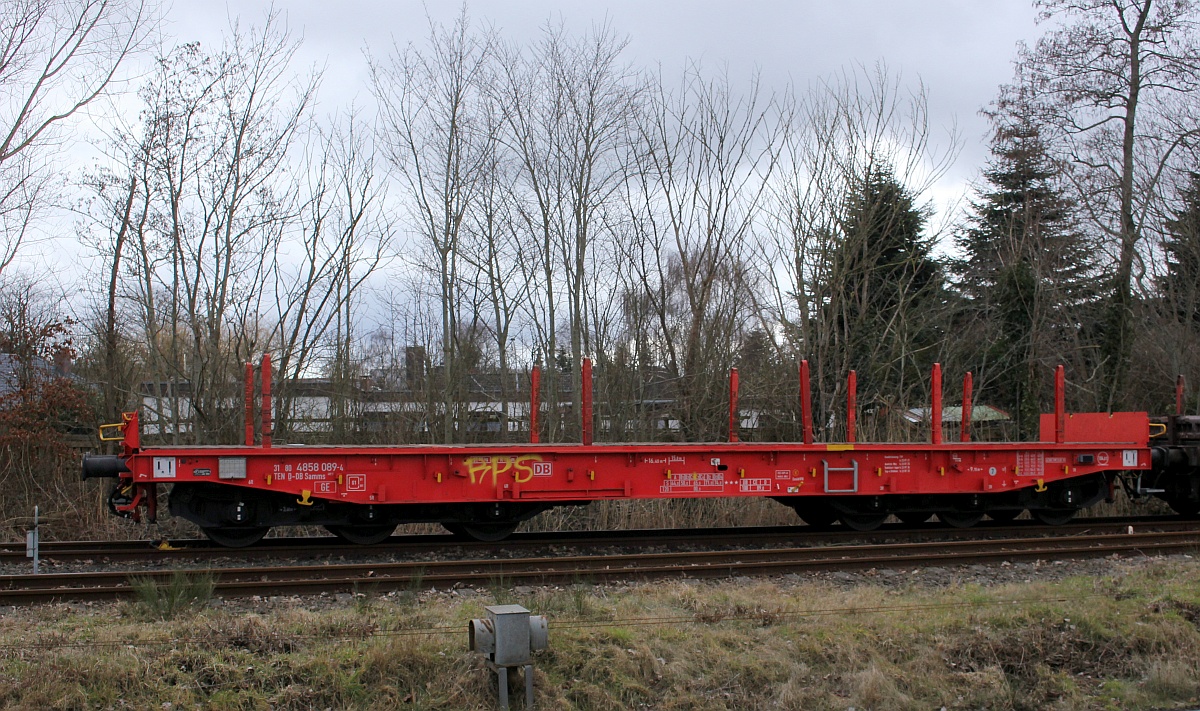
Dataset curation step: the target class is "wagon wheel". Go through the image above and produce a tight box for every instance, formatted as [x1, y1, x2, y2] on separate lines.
[987, 509, 1022, 523]
[447, 522, 518, 542]
[1167, 498, 1200, 517]
[790, 504, 837, 529]
[937, 511, 984, 529]
[1030, 508, 1077, 526]
[839, 512, 887, 532]
[324, 524, 396, 545]
[201, 526, 269, 548]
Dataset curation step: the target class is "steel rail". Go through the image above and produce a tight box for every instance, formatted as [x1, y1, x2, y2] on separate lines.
[0, 515, 1192, 564]
[1, 528, 1197, 604]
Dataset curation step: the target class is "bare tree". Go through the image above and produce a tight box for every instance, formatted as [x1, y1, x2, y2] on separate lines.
[0, 0, 156, 273]
[0, 274, 93, 530]
[271, 110, 390, 441]
[87, 12, 318, 443]
[370, 8, 495, 443]
[495, 20, 640, 441]
[620, 66, 780, 440]
[459, 101, 530, 441]
[76, 138, 151, 421]
[1014, 0, 1200, 407]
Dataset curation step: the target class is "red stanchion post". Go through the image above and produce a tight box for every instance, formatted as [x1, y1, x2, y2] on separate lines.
[530, 365, 541, 444]
[1178, 374, 1186, 416]
[1055, 364, 1065, 444]
[960, 372, 973, 443]
[244, 362, 254, 447]
[582, 358, 593, 446]
[261, 353, 272, 449]
[729, 367, 739, 443]
[847, 370, 857, 443]
[931, 363, 943, 445]
[800, 360, 814, 445]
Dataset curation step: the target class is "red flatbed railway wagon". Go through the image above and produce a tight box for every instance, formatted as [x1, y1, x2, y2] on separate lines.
[83, 357, 1161, 547]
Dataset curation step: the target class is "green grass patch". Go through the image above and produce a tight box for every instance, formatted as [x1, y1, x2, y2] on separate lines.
[127, 570, 215, 620]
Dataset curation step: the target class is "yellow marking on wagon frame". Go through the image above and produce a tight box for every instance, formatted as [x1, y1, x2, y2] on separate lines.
[463, 454, 547, 485]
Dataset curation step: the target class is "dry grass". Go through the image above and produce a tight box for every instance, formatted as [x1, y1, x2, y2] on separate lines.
[0, 559, 1199, 708]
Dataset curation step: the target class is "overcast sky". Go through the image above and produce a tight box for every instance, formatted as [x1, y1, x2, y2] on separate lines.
[30, 2, 1047, 282]
[165, 0, 1042, 200]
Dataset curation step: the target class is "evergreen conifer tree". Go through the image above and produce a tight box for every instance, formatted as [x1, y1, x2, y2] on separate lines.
[955, 111, 1094, 436]
[827, 165, 943, 413]
[1159, 172, 1200, 324]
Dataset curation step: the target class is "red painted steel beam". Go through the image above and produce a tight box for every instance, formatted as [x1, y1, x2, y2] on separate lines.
[800, 360, 813, 445]
[931, 363, 943, 445]
[244, 362, 254, 447]
[582, 358, 593, 446]
[729, 368, 739, 443]
[1055, 365, 1065, 445]
[261, 353, 272, 449]
[530, 365, 541, 444]
[961, 372, 973, 443]
[847, 370, 857, 444]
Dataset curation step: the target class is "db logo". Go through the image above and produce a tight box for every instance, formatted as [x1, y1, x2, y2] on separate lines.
[1096, 452, 1109, 466]
[346, 474, 367, 492]
[532, 462, 553, 478]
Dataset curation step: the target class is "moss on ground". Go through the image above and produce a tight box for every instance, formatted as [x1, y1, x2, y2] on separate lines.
[1, 559, 1200, 709]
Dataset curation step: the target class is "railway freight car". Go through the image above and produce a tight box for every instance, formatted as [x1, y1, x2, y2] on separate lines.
[81, 356, 1194, 547]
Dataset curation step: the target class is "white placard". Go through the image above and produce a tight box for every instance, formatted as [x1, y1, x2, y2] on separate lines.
[153, 457, 176, 479]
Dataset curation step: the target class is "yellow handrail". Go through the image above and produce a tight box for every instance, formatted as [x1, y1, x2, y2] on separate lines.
[99, 422, 126, 442]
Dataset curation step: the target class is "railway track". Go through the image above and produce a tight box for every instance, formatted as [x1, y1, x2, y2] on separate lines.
[0, 515, 1192, 564]
[0, 519, 1197, 604]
